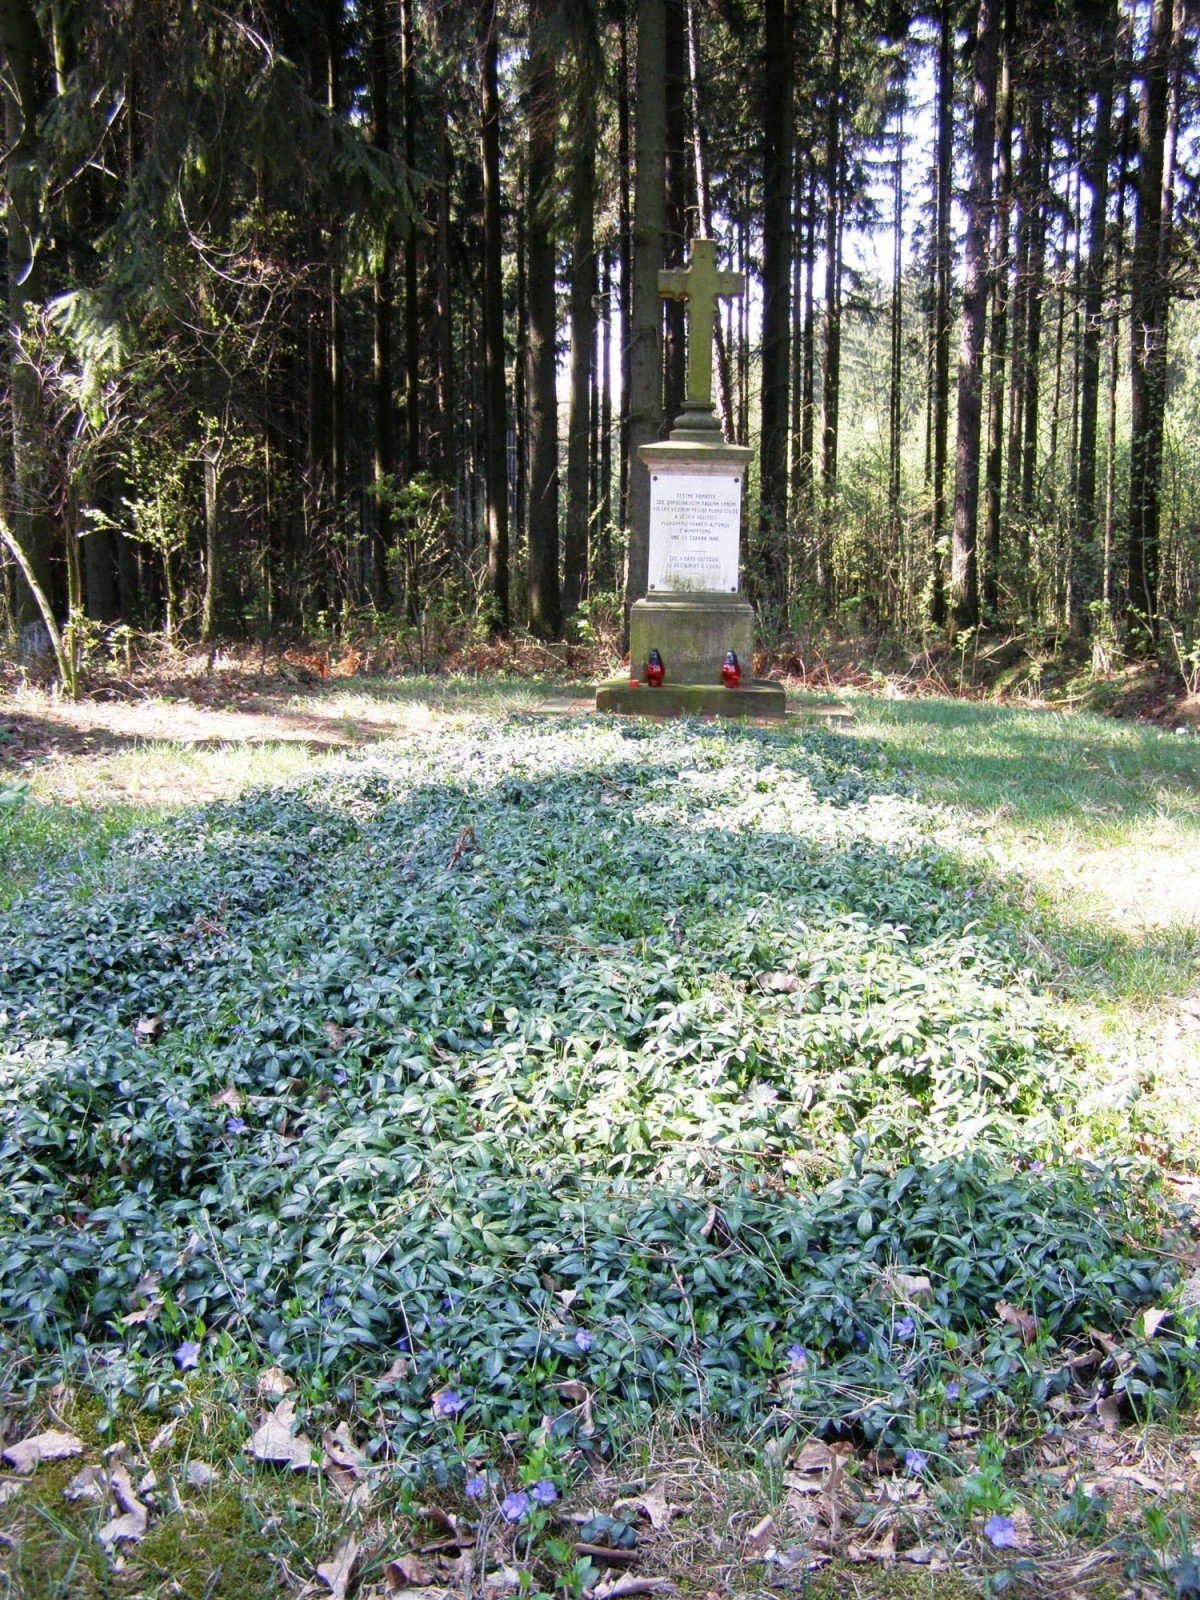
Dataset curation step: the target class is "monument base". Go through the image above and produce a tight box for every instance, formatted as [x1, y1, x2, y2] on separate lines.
[628, 591, 754, 686]
[595, 677, 786, 720]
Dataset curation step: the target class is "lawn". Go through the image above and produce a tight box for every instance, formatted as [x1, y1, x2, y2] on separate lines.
[0, 679, 1197, 1600]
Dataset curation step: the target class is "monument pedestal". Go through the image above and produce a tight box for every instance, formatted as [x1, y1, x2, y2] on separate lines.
[594, 237, 784, 721]
[630, 591, 754, 683]
[596, 437, 785, 720]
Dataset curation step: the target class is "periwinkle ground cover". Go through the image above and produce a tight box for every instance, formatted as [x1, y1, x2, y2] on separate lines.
[0, 715, 1191, 1469]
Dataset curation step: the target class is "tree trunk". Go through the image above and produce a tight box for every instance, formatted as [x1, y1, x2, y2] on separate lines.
[618, 3, 634, 535]
[758, 0, 793, 613]
[478, 0, 509, 628]
[402, 0, 420, 485]
[983, 0, 1014, 621]
[201, 447, 222, 642]
[800, 164, 817, 506]
[1128, 0, 1178, 644]
[686, 0, 734, 439]
[525, 0, 561, 638]
[662, 0, 688, 426]
[930, 0, 952, 625]
[950, 0, 999, 632]
[433, 78, 455, 485]
[369, 0, 394, 608]
[599, 247, 614, 586]
[563, 46, 599, 622]
[820, 0, 842, 509]
[1, 0, 52, 621]
[625, 0, 667, 610]
[888, 93, 904, 552]
[1020, 100, 1047, 525]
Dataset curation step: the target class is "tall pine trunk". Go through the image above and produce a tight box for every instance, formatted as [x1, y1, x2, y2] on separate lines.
[617, 5, 634, 534]
[758, 0, 793, 616]
[1128, 0, 1178, 644]
[401, 0, 420, 485]
[525, 0, 561, 638]
[983, 0, 1014, 620]
[662, 0, 688, 424]
[950, 0, 999, 630]
[0, 0, 52, 624]
[686, 0, 734, 438]
[478, 0, 509, 627]
[820, 0, 842, 509]
[1072, 18, 1114, 635]
[563, 40, 599, 622]
[625, 0, 667, 611]
[930, 0, 953, 626]
[369, 0, 394, 608]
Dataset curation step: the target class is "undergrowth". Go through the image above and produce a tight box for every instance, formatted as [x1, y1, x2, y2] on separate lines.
[0, 715, 1195, 1490]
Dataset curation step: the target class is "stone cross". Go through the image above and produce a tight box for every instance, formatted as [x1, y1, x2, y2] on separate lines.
[658, 238, 744, 413]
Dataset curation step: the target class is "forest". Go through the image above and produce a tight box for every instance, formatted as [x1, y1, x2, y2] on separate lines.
[1, 0, 1197, 685]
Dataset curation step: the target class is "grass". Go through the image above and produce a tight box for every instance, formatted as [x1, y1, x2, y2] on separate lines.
[0, 676, 1198, 1599]
[846, 695, 1200, 1169]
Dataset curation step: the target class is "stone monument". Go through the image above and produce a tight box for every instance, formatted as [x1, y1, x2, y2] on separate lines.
[596, 239, 785, 719]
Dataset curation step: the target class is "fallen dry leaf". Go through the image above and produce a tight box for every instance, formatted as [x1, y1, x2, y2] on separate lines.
[256, 1365, 293, 1398]
[612, 1478, 678, 1531]
[881, 1268, 934, 1306]
[324, 1021, 348, 1049]
[0, 1480, 20, 1506]
[249, 1400, 314, 1471]
[384, 1552, 433, 1588]
[744, 1514, 775, 1556]
[98, 1464, 148, 1548]
[307, 1535, 359, 1600]
[210, 1083, 242, 1113]
[120, 1301, 163, 1327]
[592, 1581, 679, 1599]
[183, 1461, 217, 1489]
[481, 1569, 523, 1599]
[3, 1429, 84, 1474]
[134, 1015, 164, 1042]
[1097, 1394, 1121, 1434]
[63, 1465, 107, 1503]
[996, 1300, 1037, 1344]
[846, 1525, 897, 1564]
[322, 1422, 364, 1477]
[375, 1355, 410, 1386]
[1140, 1306, 1169, 1339]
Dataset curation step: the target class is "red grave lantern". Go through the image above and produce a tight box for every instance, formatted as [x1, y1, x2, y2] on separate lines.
[645, 649, 665, 687]
[722, 650, 741, 688]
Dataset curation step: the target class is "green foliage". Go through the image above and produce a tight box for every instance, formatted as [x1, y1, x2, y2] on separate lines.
[0, 718, 1192, 1474]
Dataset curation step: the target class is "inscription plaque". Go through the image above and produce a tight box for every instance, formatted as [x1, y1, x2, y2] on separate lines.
[647, 472, 742, 593]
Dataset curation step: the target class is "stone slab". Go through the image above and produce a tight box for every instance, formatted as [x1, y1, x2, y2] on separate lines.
[595, 677, 787, 720]
[629, 592, 754, 686]
[647, 470, 742, 594]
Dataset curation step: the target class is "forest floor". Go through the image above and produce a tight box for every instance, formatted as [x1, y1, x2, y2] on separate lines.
[0, 662, 1198, 1600]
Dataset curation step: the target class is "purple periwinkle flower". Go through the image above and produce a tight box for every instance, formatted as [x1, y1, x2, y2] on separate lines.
[945, 1380, 961, 1401]
[501, 1490, 530, 1522]
[226, 1116, 247, 1135]
[174, 1340, 201, 1370]
[894, 1317, 915, 1341]
[904, 1449, 929, 1475]
[574, 1329, 593, 1352]
[984, 1514, 1018, 1549]
[1030, 1160, 1045, 1174]
[465, 1474, 487, 1502]
[530, 1479, 558, 1506]
[432, 1388, 466, 1418]
[333, 1069, 348, 1086]
[853, 1329, 868, 1347]
[788, 1344, 809, 1371]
